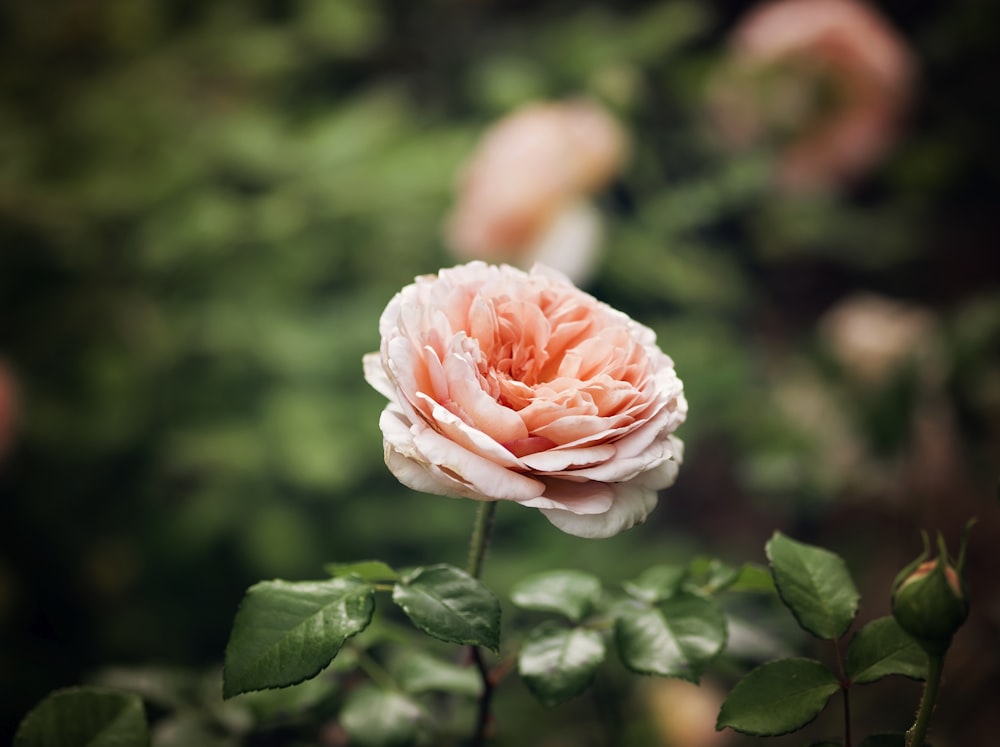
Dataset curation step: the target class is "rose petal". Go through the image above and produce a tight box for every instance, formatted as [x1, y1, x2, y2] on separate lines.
[416, 393, 525, 469]
[632, 440, 683, 489]
[363, 352, 395, 400]
[518, 444, 617, 472]
[532, 412, 633, 444]
[381, 406, 544, 501]
[502, 435, 558, 458]
[380, 409, 483, 499]
[384, 443, 490, 501]
[517, 479, 615, 514]
[577, 434, 683, 489]
[411, 425, 545, 502]
[551, 440, 671, 483]
[539, 480, 659, 538]
[444, 353, 529, 444]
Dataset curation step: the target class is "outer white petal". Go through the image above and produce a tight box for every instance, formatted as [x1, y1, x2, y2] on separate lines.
[539, 480, 659, 538]
[379, 405, 421, 453]
[384, 443, 490, 501]
[631, 436, 684, 489]
[606, 397, 682, 461]
[416, 393, 525, 469]
[385, 337, 438, 407]
[517, 479, 615, 514]
[411, 424, 546, 502]
[556, 438, 671, 483]
[555, 427, 684, 484]
[380, 406, 544, 502]
[363, 352, 396, 400]
[518, 444, 617, 472]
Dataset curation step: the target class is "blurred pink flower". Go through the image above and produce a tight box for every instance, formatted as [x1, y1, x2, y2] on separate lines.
[708, 0, 916, 191]
[445, 100, 628, 284]
[363, 261, 686, 538]
[819, 292, 942, 386]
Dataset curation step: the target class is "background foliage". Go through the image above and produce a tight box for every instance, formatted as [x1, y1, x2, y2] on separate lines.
[1, 0, 998, 744]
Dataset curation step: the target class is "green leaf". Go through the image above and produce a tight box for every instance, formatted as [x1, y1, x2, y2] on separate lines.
[340, 685, 425, 747]
[859, 734, 907, 747]
[614, 592, 727, 681]
[623, 564, 687, 603]
[90, 666, 197, 711]
[325, 560, 400, 582]
[766, 532, 859, 640]
[15, 687, 149, 747]
[716, 657, 840, 736]
[392, 564, 500, 652]
[846, 616, 927, 684]
[685, 557, 740, 594]
[223, 577, 374, 697]
[728, 563, 777, 593]
[392, 649, 481, 696]
[518, 621, 606, 705]
[510, 569, 603, 622]
[141, 714, 230, 747]
[232, 670, 340, 721]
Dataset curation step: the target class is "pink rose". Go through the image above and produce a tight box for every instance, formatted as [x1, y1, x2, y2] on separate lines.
[363, 262, 686, 538]
[708, 0, 915, 191]
[445, 100, 628, 284]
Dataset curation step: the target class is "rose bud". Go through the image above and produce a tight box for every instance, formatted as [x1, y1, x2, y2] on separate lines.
[891, 528, 972, 654]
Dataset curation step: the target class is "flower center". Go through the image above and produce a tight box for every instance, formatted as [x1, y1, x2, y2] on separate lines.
[466, 289, 650, 429]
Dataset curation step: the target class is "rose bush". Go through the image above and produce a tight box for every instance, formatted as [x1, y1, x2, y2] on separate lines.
[363, 262, 686, 538]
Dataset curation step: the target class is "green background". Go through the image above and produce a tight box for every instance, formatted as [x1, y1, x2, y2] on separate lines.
[1, 0, 998, 744]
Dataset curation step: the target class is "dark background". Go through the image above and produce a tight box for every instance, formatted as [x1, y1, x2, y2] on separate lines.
[1, 1, 998, 744]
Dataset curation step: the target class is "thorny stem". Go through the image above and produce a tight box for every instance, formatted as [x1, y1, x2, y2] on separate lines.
[908, 652, 945, 747]
[465, 500, 498, 747]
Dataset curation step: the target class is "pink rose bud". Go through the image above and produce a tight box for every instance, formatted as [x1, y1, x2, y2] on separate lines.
[363, 262, 686, 538]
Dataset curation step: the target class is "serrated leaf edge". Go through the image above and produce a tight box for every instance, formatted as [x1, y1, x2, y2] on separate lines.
[767, 533, 859, 640]
[393, 566, 501, 652]
[716, 657, 840, 737]
[223, 579, 375, 698]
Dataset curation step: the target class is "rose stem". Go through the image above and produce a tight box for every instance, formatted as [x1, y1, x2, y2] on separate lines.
[466, 500, 497, 579]
[466, 500, 498, 747]
[907, 652, 944, 747]
[832, 636, 852, 747]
